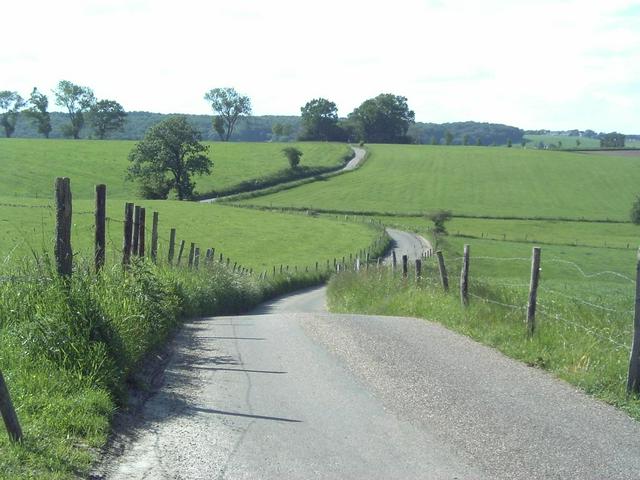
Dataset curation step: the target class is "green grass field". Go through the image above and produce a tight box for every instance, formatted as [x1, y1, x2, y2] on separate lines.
[525, 134, 640, 149]
[0, 200, 379, 272]
[238, 144, 640, 220]
[0, 138, 349, 200]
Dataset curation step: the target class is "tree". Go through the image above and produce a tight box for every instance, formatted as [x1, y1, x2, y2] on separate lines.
[445, 131, 453, 145]
[23, 87, 51, 138]
[89, 100, 127, 139]
[0, 91, 25, 138]
[299, 98, 339, 141]
[431, 136, 438, 145]
[576, 138, 581, 147]
[128, 116, 212, 200]
[282, 147, 303, 169]
[507, 138, 512, 148]
[212, 116, 225, 141]
[463, 134, 470, 146]
[203, 88, 251, 141]
[272, 122, 284, 139]
[53, 80, 95, 139]
[476, 137, 482, 146]
[631, 196, 640, 225]
[600, 132, 625, 148]
[349, 93, 415, 143]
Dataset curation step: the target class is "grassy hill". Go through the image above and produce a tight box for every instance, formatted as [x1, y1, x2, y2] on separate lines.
[0, 138, 350, 200]
[238, 144, 640, 221]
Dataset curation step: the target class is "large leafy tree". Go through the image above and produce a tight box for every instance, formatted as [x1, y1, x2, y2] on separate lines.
[53, 80, 96, 139]
[90, 100, 127, 139]
[128, 116, 212, 200]
[299, 98, 340, 141]
[0, 91, 26, 138]
[23, 87, 52, 138]
[349, 93, 415, 143]
[204, 87, 251, 141]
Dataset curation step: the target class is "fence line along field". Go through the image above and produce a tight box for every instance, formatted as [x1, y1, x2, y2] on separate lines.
[237, 144, 640, 221]
[0, 138, 350, 200]
[0, 195, 380, 272]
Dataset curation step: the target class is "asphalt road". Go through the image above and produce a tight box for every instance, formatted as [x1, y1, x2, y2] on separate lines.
[96, 230, 640, 479]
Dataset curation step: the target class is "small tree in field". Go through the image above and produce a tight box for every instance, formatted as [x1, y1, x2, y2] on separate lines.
[631, 196, 640, 225]
[128, 116, 212, 200]
[427, 210, 452, 249]
[428, 210, 453, 235]
[282, 147, 303, 169]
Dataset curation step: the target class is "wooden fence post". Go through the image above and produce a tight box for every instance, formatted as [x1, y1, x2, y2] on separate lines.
[123, 202, 134, 266]
[527, 247, 542, 337]
[627, 248, 640, 394]
[402, 255, 408, 278]
[188, 242, 195, 268]
[356, 257, 361, 271]
[168, 228, 176, 265]
[139, 208, 146, 257]
[176, 240, 186, 266]
[151, 212, 159, 263]
[366, 253, 370, 271]
[415, 259, 422, 281]
[132, 205, 141, 256]
[55, 177, 73, 277]
[436, 251, 449, 292]
[392, 250, 397, 272]
[95, 184, 106, 272]
[0, 370, 22, 442]
[460, 244, 470, 307]
[194, 247, 200, 269]
[205, 248, 213, 265]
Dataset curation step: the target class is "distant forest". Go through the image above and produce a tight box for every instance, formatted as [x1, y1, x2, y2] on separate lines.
[12, 111, 530, 145]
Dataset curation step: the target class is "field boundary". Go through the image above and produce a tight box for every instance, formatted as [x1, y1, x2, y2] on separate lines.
[223, 203, 631, 224]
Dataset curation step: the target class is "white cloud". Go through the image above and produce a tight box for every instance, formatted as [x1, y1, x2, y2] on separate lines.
[2, 0, 639, 132]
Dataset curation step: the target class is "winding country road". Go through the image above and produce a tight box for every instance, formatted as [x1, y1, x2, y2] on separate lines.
[199, 146, 366, 203]
[95, 230, 640, 479]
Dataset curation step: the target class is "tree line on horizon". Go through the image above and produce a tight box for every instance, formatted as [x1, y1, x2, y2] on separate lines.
[2, 82, 631, 146]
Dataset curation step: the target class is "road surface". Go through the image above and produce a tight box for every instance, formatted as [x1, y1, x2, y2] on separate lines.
[95, 230, 640, 479]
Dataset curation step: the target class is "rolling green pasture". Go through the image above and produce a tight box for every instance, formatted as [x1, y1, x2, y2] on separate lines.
[525, 134, 640, 149]
[0, 200, 377, 271]
[524, 134, 599, 148]
[0, 138, 349, 199]
[238, 144, 640, 221]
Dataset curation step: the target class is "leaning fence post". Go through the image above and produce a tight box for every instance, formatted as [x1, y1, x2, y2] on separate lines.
[415, 259, 422, 281]
[176, 240, 186, 266]
[402, 255, 408, 278]
[139, 208, 146, 257]
[436, 251, 449, 292]
[123, 202, 133, 266]
[168, 228, 176, 265]
[151, 212, 159, 263]
[627, 248, 640, 394]
[460, 244, 470, 307]
[0, 370, 22, 443]
[527, 247, 542, 337]
[132, 205, 141, 256]
[55, 177, 73, 277]
[95, 184, 106, 272]
[188, 242, 195, 268]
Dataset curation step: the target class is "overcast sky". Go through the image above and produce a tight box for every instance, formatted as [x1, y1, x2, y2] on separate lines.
[3, 0, 639, 132]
